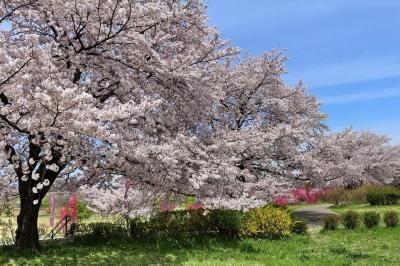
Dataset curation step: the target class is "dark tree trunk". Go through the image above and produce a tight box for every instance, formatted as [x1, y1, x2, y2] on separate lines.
[12, 137, 64, 250]
[14, 166, 61, 250]
[15, 198, 41, 250]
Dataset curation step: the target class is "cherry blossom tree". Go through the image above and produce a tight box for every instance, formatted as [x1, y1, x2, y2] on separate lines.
[115, 52, 328, 210]
[301, 128, 400, 188]
[206, 53, 327, 191]
[0, 0, 236, 250]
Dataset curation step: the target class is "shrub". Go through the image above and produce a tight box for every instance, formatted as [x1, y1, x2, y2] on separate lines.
[276, 187, 326, 205]
[365, 190, 381, 205]
[324, 188, 349, 206]
[323, 185, 384, 206]
[274, 197, 289, 207]
[77, 201, 93, 221]
[147, 209, 210, 234]
[241, 205, 292, 239]
[74, 222, 127, 242]
[383, 210, 399, 228]
[291, 218, 308, 234]
[323, 215, 340, 231]
[363, 211, 380, 228]
[129, 209, 243, 238]
[342, 210, 360, 229]
[130, 206, 292, 239]
[366, 186, 400, 206]
[40, 197, 50, 214]
[348, 185, 372, 203]
[208, 209, 243, 237]
[68, 223, 78, 237]
[0, 201, 16, 244]
[91, 223, 125, 239]
[292, 188, 314, 204]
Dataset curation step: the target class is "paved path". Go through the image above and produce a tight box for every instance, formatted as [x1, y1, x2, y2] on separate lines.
[292, 204, 338, 227]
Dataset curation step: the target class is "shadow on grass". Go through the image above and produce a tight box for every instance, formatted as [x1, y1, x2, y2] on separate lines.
[0, 235, 240, 266]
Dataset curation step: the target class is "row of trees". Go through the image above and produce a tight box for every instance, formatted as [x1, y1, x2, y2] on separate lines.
[1, 0, 399, 250]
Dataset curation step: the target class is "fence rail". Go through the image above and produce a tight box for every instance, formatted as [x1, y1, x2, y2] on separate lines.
[43, 215, 71, 240]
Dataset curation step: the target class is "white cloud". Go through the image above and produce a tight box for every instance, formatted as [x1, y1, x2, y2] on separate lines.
[321, 87, 400, 104]
[286, 56, 400, 88]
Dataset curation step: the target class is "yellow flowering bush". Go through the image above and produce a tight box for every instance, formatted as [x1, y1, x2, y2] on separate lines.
[241, 206, 292, 239]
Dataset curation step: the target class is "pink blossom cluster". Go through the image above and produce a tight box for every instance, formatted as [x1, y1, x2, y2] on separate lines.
[273, 197, 289, 207]
[274, 188, 328, 206]
[292, 188, 327, 204]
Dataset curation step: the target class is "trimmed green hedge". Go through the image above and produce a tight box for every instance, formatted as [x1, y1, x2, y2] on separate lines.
[383, 210, 399, 227]
[342, 210, 360, 229]
[129, 206, 292, 239]
[323, 215, 340, 231]
[363, 211, 380, 228]
[129, 209, 243, 238]
[366, 186, 400, 205]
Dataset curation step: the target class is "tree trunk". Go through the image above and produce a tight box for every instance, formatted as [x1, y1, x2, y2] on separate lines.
[15, 196, 41, 250]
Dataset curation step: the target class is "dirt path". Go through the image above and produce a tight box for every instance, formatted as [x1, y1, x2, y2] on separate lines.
[292, 204, 338, 227]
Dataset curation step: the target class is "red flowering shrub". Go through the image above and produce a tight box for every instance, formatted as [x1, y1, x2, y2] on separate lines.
[57, 206, 69, 234]
[58, 194, 79, 225]
[275, 187, 327, 205]
[306, 192, 318, 204]
[274, 197, 289, 206]
[58, 207, 69, 222]
[188, 202, 204, 210]
[294, 188, 308, 202]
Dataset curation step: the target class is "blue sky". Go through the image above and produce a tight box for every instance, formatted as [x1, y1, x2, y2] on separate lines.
[206, 0, 400, 143]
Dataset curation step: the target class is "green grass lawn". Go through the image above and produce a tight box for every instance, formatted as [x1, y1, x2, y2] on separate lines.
[330, 203, 400, 215]
[1, 226, 400, 266]
[2, 203, 400, 265]
[1, 212, 117, 240]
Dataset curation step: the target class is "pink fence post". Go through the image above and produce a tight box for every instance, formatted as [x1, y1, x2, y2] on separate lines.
[68, 194, 78, 223]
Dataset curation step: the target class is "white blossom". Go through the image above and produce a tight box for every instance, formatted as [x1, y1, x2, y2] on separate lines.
[46, 164, 59, 172]
[36, 183, 43, 190]
[32, 173, 40, 181]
